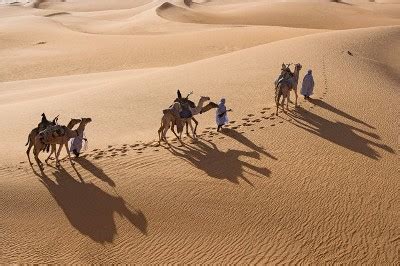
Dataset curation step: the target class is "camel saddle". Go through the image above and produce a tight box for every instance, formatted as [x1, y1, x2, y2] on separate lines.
[39, 125, 66, 143]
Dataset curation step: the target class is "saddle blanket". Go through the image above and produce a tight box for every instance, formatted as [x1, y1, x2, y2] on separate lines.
[39, 125, 66, 143]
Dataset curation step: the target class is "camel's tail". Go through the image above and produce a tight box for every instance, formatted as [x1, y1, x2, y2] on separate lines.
[25, 135, 30, 146]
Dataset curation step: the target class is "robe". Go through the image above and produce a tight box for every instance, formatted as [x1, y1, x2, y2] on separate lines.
[216, 102, 228, 126]
[301, 73, 315, 96]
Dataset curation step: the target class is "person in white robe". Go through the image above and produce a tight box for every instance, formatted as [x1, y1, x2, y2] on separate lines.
[70, 134, 87, 157]
[216, 98, 231, 132]
[301, 69, 315, 99]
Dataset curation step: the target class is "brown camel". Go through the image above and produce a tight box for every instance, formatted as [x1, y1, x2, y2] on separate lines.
[33, 118, 92, 170]
[275, 63, 302, 115]
[43, 118, 81, 164]
[158, 102, 183, 143]
[26, 114, 61, 165]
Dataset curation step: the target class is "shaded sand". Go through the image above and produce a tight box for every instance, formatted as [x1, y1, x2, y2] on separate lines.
[0, 0, 399, 263]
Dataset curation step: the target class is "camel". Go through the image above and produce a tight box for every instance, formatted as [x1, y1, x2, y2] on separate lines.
[275, 63, 302, 115]
[159, 92, 219, 143]
[33, 118, 92, 170]
[178, 95, 211, 138]
[43, 118, 81, 164]
[158, 102, 183, 143]
[26, 114, 60, 166]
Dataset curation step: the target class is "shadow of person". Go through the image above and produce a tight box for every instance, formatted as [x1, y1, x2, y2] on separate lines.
[221, 128, 277, 160]
[288, 108, 394, 160]
[308, 99, 375, 129]
[39, 168, 147, 243]
[170, 139, 271, 186]
[74, 157, 116, 187]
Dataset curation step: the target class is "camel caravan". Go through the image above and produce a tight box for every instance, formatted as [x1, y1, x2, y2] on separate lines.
[26, 63, 314, 170]
[26, 113, 92, 170]
[158, 90, 218, 143]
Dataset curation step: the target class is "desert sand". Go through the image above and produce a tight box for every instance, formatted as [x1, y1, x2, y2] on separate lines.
[0, 0, 399, 263]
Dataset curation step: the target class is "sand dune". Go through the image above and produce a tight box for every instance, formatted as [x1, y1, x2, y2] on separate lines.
[1, 0, 399, 263]
[157, 1, 400, 29]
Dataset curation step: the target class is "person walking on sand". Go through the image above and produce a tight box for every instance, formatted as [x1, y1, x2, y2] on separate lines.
[216, 98, 231, 132]
[70, 133, 87, 158]
[301, 69, 315, 100]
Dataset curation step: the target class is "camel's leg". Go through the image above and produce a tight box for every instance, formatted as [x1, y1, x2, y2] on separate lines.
[64, 142, 74, 166]
[192, 117, 199, 136]
[294, 88, 298, 107]
[33, 143, 43, 170]
[186, 121, 189, 136]
[162, 123, 170, 142]
[170, 123, 180, 140]
[188, 120, 195, 139]
[286, 91, 289, 111]
[158, 124, 163, 143]
[26, 142, 33, 166]
[45, 144, 56, 164]
[276, 90, 281, 115]
[55, 142, 63, 167]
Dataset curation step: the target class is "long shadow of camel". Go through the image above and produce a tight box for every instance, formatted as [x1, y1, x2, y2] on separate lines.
[288, 107, 394, 160]
[169, 139, 271, 186]
[73, 157, 116, 187]
[221, 128, 277, 160]
[39, 168, 147, 243]
[308, 98, 375, 129]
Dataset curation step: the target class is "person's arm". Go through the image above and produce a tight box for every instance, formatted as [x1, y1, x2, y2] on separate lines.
[218, 109, 232, 117]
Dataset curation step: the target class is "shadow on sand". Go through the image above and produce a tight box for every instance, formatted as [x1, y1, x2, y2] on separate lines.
[221, 128, 277, 160]
[308, 98, 375, 129]
[74, 157, 116, 187]
[38, 168, 147, 243]
[169, 137, 272, 186]
[287, 107, 394, 160]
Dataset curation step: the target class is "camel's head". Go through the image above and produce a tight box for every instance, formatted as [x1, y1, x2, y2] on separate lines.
[295, 63, 302, 71]
[81, 117, 92, 125]
[200, 96, 210, 102]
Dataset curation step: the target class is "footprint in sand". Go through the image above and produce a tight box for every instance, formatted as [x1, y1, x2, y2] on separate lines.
[271, 124, 276, 126]
[231, 126, 239, 130]
[242, 118, 250, 121]
[108, 145, 113, 148]
[270, 117, 275, 120]
[247, 114, 255, 117]
[229, 121, 236, 124]
[94, 156, 102, 160]
[259, 126, 265, 129]
[260, 111, 266, 114]
[279, 121, 284, 124]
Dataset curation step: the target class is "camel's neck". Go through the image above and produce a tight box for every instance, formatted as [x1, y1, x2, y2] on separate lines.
[197, 98, 207, 109]
[66, 120, 77, 129]
[75, 123, 87, 137]
[294, 68, 300, 82]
